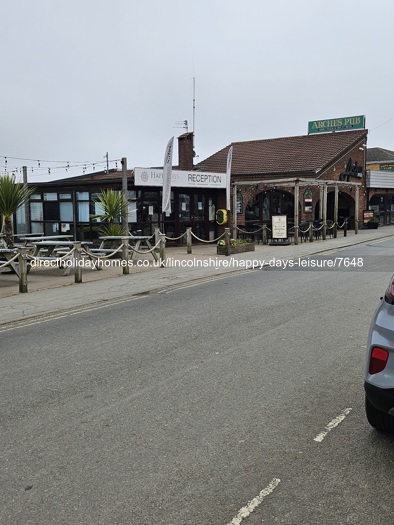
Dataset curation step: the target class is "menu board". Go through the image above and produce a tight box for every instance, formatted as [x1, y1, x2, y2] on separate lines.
[272, 215, 287, 239]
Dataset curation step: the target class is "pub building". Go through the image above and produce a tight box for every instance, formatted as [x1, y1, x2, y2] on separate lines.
[366, 146, 394, 225]
[12, 115, 393, 241]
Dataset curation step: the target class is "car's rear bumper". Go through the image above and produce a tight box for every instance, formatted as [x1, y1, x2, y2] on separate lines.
[365, 381, 394, 414]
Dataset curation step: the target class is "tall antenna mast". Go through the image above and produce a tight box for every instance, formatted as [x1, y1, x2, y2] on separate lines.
[192, 77, 196, 135]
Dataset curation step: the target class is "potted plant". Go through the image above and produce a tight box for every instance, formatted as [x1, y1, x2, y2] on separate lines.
[217, 238, 255, 255]
[0, 174, 34, 247]
[367, 216, 379, 229]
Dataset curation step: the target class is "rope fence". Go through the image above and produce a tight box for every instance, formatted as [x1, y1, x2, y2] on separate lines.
[0, 218, 355, 293]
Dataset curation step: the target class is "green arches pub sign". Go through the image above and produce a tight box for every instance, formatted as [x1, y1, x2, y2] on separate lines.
[308, 115, 365, 134]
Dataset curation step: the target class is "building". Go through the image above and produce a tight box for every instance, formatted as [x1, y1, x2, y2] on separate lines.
[17, 133, 223, 242]
[14, 115, 394, 240]
[195, 127, 368, 232]
[366, 147, 394, 225]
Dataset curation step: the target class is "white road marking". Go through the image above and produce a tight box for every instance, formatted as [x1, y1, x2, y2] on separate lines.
[226, 478, 281, 525]
[313, 408, 352, 442]
[0, 294, 149, 333]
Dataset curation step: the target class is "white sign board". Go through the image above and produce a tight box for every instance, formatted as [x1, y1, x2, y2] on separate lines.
[134, 167, 227, 189]
[272, 215, 287, 239]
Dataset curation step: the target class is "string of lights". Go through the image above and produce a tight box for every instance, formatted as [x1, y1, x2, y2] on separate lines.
[0, 154, 121, 178]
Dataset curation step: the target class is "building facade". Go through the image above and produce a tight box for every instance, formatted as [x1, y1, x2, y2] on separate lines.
[11, 119, 394, 241]
[366, 147, 394, 225]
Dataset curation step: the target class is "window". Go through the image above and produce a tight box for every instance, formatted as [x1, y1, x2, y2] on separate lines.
[78, 202, 90, 222]
[77, 192, 89, 200]
[30, 202, 43, 221]
[60, 202, 73, 222]
[44, 193, 57, 201]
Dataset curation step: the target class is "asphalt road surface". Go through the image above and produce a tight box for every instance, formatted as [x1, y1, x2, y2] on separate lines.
[1, 238, 394, 525]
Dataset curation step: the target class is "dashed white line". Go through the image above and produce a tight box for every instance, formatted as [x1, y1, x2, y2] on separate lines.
[226, 478, 281, 525]
[313, 408, 352, 442]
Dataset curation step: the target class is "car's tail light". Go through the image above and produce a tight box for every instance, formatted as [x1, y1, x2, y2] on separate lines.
[369, 347, 389, 374]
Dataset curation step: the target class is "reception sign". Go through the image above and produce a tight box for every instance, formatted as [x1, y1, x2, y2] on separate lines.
[135, 167, 226, 189]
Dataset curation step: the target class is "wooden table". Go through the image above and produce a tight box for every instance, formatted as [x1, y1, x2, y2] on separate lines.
[19, 235, 73, 245]
[29, 240, 94, 275]
[98, 235, 158, 262]
[0, 248, 20, 276]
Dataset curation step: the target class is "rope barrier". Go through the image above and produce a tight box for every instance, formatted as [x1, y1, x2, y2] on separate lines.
[158, 231, 187, 241]
[236, 225, 265, 235]
[0, 252, 19, 269]
[25, 247, 76, 263]
[127, 239, 161, 254]
[82, 244, 125, 260]
[190, 231, 225, 243]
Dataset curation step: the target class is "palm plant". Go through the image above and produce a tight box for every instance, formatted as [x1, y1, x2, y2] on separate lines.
[0, 174, 34, 247]
[92, 189, 128, 237]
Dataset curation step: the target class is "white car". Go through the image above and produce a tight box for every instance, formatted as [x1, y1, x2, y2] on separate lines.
[365, 275, 394, 432]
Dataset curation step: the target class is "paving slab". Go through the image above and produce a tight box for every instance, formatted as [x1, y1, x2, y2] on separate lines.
[1, 226, 394, 325]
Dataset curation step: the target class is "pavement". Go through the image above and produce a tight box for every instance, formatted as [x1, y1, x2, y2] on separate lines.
[1, 225, 394, 326]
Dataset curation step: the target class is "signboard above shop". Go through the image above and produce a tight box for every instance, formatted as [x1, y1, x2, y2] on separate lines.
[134, 167, 227, 189]
[308, 115, 365, 135]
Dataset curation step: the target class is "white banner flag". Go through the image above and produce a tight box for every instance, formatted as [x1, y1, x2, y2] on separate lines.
[162, 136, 174, 214]
[226, 145, 233, 210]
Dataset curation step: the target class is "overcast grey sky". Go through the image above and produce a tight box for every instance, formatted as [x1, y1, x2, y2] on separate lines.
[1, 0, 393, 181]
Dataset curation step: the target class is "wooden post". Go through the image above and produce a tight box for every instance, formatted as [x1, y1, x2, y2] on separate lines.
[121, 236, 129, 275]
[322, 184, 327, 240]
[154, 227, 160, 249]
[355, 186, 359, 234]
[23, 166, 31, 234]
[294, 182, 299, 245]
[319, 185, 323, 220]
[334, 185, 338, 238]
[224, 228, 231, 256]
[18, 246, 28, 293]
[186, 227, 192, 254]
[262, 224, 267, 245]
[74, 241, 82, 283]
[233, 182, 237, 239]
[121, 157, 128, 233]
[159, 233, 166, 267]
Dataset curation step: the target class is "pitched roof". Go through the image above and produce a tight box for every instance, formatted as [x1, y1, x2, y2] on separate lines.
[41, 168, 128, 185]
[366, 147, 394, 163]
[195, 129, 367, 176]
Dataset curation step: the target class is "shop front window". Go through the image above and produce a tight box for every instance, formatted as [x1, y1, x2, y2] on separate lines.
[179, 194, 190, 220]
[194, 194, 205, 221]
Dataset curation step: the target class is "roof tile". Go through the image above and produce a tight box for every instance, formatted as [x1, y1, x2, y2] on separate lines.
[195, 129, 367, 176]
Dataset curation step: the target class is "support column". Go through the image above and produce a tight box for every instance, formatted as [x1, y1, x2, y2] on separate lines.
[233, 182, 237, 238]
[319, 186, 323, 220]
[322, 184, 327, 240]
[334, 185, 339, 238]
[121, 157, 128, 233]
[294, 182, 299, 245]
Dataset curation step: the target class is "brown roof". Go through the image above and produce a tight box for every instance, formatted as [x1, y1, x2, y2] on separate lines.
[195, 129, 367, 176]
[366, 147, 394, 163]
[41, 168, 134, 186]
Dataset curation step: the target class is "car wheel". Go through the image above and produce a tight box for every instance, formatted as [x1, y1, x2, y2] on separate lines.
[365, 395, 394, 433]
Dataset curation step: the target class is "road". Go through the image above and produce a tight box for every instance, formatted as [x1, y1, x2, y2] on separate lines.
[1, 238, 394, 525]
